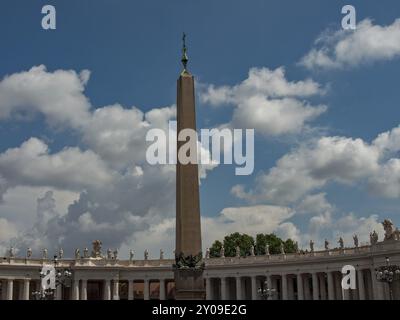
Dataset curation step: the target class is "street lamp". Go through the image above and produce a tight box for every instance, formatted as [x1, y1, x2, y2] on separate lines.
[257, 280, 276, 300]
[375, 257, 400, 300]
[32, 255, 72, 300]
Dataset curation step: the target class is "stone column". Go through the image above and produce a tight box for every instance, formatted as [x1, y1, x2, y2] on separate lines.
[266, 275, 273, 300]
[370, 268, 384, 300]
[112, 280, 119, 300]
[236, 277, 242, 300]
[103, 280, 111, 300]
[334, 272, 342, 300]
[128, 280, 134, 300]
[288, 276, 294, 300]
[281, 274, 288, 300]
[22, 279, 30, 300]
[81, 280, 87, 300]
[319, 274, 327, 300]
[206, 278, 212, 300]
[72, 280, 80, 300]
[297, 273, 304, 300]
[144, 279, 150, 300]
[221, 277, 227, 300]
[159, 279, 166, 300]
[55, 283, 62, 300]
[303, 275, 311, 300]
[251, 276, 258, 300]
[6, 280, 13, 300]
[312, 273, 319, 300]
[357, 269, 365, 300]
[327, 272, 335, 300]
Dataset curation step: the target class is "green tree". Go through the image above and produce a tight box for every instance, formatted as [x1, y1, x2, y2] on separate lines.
[210, 232, 296, 258]
[209, 240, 223, 258]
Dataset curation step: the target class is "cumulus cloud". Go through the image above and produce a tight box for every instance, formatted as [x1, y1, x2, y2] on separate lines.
[0, 65, 91, 128]
[233, 135, 384, 204]
[0, 65, 219, 256]
[300, 19, 400, 70]
[200, 67, 327, 136]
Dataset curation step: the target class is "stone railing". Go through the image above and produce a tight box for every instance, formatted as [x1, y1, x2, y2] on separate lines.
[204, 241, 400, 266]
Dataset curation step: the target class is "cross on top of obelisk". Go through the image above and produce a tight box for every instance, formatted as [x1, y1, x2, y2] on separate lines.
[181, 32, 189, 73]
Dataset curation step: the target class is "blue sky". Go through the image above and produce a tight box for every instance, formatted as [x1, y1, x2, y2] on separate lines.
[1, 0, 400, 257]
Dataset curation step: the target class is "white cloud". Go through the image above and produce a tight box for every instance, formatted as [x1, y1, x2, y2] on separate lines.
[300, 19, 400, 70]
[0, 137, 114, 193]
[200, 67, 327, 136]
[0, 65, 91, 128]
[233, 136, 382, 204]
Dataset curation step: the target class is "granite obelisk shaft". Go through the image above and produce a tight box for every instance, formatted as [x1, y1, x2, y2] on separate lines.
[175, 70, 205, 299]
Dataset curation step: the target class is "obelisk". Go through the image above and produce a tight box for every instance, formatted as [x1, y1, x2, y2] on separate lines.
[174, 33, 205, 300]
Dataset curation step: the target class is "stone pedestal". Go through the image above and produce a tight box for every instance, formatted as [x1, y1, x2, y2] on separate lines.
[174, 269, 205, 300]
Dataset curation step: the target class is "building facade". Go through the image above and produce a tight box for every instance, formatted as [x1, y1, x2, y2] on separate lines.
[1, 233, 400, 300]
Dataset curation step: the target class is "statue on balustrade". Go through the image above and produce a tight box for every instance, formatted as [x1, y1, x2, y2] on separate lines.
[58, 248, 64, 259]
[265, 244, 270, 256]
[220, 245, 225, 258]
[309, 240, 314, 252]
[370, 230, 379, 245]
[280, 242, 285, 255]
[144, 249, 149, 260]
[107, 248, 113, 260]
[83, 247, 89, 258]
[250, 245, 255, 256]
[113, 249, 118, 260]
[382, 219, 397, 241]
[130, 250, 134, 261]
[205, 248, 210, 259]
[9, 247, 15, 258]
[353, 234, 359, 248]
[91, 240, 103, 258]
[160, 249, 164, 260]
[75, 248, 80, 259]
[338, 237, 344, 249]
[235, 246, 240, 258]
[26, 247, 32, 259]
[324, 239, 329, 250]
[42, 248, 48, 259]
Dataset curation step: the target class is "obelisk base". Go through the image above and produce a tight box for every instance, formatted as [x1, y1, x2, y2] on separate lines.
[174, 269, 206, 300]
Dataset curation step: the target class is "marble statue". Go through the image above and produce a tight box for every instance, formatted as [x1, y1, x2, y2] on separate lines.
[220, 245, 225, 258]
[394, 228, 400, 241]
[130, 250, 134, 261]
[83, 247, 89, 258]
[205, 248, 210, 259]
[309, 240, 314, 252]
[26, 248, 32, 259]
[144, 249, 149, 260]
[338, 237, 344, 249]
[236, 246, 241, 258]
[75, 248, 80, 259]
[370, 230, 378, 245]
[9, 247, 15, 258]
[250, 245, 255, 256]
[353, 234, 359, 248]
[91, 240, 102, 258]
[280, 243, 285, 255]
[383, 219, 396, 241]
[324, 239, 329, 250]
[59, 248, 64, 259]
[113, 249, 118, 260]
[265, 244, 270, 256]
[42, 248, 48, 259]
[160, 249, 164, 260]
[107, 248, 112, 260]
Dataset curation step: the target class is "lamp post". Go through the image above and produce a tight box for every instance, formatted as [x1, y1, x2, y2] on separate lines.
[257, 280, 276, 300]
[375, 257, 400, 300]
[32, 255, 72, 300]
